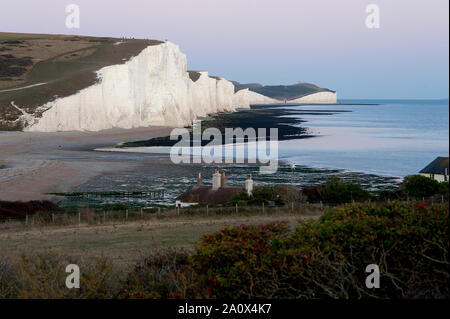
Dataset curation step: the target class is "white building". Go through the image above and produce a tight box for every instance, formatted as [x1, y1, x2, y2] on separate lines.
[419, 157, 449, 182]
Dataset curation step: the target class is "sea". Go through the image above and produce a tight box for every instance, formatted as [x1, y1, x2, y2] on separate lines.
[279, 99, 449, 177]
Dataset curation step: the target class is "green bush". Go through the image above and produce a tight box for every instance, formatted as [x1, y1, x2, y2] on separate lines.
[191, 201, 448, 298]
[191, 222, 290, 298]
[438, 181, 449, 196]
[307, 176, 371, 204]
[401, 174, 449, 198]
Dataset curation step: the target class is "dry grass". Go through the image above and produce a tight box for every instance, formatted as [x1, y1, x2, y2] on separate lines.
[0, 207, 322, 269]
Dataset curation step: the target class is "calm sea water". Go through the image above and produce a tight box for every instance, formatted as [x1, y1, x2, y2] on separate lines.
[279, 99, 449, 177]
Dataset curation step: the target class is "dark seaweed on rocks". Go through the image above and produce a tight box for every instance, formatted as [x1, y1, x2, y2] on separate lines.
[118, 106, 324, 148]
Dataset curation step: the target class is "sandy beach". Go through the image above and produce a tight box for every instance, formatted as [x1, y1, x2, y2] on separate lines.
[0, 126, 173, 201]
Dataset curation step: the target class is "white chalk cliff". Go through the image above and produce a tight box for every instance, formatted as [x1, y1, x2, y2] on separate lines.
[288, 91, 337, 104]
[233, 88, 279, 107]
[25, 42, 335, 132]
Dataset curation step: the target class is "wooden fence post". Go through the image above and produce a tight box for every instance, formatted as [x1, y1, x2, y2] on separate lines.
[78, 212, 81, 226]
[52, 213, 55, 224]
[235, 204, 238, 214]
[140, 208, 143, 218]
[25, 214, 28, 226]
[262, 202, 265, 214]
[206, 205, 209, 216]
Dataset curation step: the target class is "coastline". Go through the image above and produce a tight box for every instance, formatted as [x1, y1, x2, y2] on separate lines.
[2, 99, 446, 202]
[0, 126, 173, 201]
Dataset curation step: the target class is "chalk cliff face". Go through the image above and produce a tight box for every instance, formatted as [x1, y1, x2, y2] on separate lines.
[233, 89, 279, 108]
[26, 42, 248, 132]
[288, 91, 337, 104]
[24, 41, 336, 132]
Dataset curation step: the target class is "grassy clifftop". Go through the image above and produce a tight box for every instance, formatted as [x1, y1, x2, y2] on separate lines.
[232, 81, 335, 100]
[0, 32, 163, 130]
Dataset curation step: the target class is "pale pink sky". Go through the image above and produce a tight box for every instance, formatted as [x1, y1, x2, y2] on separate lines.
[1, 0, 448, 98]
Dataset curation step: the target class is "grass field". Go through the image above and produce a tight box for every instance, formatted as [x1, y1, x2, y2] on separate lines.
[0, 32, 163, 130]
[0, 206, 322, 268]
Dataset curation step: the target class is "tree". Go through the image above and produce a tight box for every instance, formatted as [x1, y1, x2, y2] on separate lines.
[316, 176, 370, 204]
[401, 175, 441, 198]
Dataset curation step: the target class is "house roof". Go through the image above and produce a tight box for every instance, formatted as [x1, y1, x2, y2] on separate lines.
[419, 157, 449, 174]
[176, 185, 244, 205]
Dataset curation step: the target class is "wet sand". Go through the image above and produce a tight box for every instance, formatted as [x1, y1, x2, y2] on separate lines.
[0, 127, 173, 201]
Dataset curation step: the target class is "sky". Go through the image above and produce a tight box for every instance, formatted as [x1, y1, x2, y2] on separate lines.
[1, 0, 448, 99]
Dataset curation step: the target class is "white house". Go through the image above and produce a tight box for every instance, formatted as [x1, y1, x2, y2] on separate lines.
[419, 157, 449, 182]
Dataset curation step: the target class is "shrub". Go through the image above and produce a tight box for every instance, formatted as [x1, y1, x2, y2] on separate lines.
[294, 202, 449, 298]
[303, 176, 370, 204]
[401, 175, 442, 198]
[0, 256, 17, 298]
[377, 188, 406, 201]
[0, 200, 64, 219]
[191, 202, 449, 299]
[1, 252, 116, 299]
[0, 54, 33, 77]
[191, 222, 290, 298]
[119, 249, 206, 299]
[438, 181, 449, 196]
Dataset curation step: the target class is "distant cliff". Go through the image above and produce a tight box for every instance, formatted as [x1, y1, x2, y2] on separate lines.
[232, 81, 337, 103]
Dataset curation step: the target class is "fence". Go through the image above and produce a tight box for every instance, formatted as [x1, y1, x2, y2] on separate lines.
[0, 202, 325, 229]
[0, 196, 447, 229]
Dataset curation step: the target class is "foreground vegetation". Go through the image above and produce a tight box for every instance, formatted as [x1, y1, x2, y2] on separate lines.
[0, 201, 447, 299]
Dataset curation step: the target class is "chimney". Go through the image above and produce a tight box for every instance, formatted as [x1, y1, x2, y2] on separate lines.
[221, 171, 227, 187]
[197, 172, 203, 186]
[212, 168, 221, 190]
[245, 173, 253, 196]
